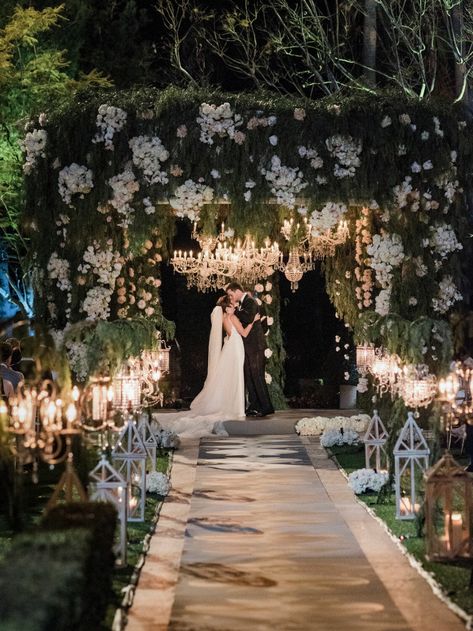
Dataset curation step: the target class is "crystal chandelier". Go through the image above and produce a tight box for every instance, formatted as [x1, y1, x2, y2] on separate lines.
[278, 217, 313, 291]
[370, 348, 401, 395]
[398, 364, 438, 409]
[171, 222, 280, 291]
[356, 343, 375, 376]
[310, 220, 349, 259]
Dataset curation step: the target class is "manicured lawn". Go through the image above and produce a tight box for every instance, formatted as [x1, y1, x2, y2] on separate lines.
[330, 443, 473, 615]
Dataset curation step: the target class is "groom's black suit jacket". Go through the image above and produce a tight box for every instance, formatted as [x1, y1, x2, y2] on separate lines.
[236, 294, 266, 354]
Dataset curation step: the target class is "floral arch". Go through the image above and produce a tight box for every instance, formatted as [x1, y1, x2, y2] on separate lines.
[21, 87, 471, 411]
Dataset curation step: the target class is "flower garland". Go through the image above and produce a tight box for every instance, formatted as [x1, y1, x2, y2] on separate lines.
[295, 414, 370, 435]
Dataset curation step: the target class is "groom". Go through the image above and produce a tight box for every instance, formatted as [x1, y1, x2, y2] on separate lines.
[226, 281, 274, 417]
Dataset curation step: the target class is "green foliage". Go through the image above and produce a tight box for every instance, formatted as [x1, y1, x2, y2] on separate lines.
[41, 501, 117, 630]
[0, 528, 90, 631]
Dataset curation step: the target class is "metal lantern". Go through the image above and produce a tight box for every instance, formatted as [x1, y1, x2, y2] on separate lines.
[394, 412, 430, 520]
[363, 409, 389, 471]
[138, 414, 158, 470]
[112, 368, 141, 411]
[356, 344, 375, 376]
[89, 455, 128, 565]
[112, 418, 147, 522]
[425, 452, 473, 563]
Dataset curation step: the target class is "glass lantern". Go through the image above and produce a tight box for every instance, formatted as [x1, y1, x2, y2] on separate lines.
[425, 452, 472, 563]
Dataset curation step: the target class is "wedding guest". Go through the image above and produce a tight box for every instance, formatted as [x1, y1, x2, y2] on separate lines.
[0, 341, 23, 391]
[6, 337, 23, 372]
[0, 342, 15, 399]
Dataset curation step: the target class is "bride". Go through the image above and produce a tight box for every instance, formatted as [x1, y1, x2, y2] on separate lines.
[153, 294, 259, 437]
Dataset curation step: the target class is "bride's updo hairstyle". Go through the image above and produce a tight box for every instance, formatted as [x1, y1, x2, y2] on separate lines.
[217, 295, 232, 312]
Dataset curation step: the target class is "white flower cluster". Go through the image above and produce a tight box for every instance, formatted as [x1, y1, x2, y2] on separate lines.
[58, 163, 94, 206]
[78, 241, 122, 321]
[320, 428, 360, 448]
[325, 134, 362, 178]
[375, 287, 391, 316]
[78, 241, 122, 286]
[367, 233, 404, 288]
[348, 468, 389, 495]
[129, 135, 169, 184]
[197, 102, 243, 144]
[261, 156, 307, 208]
[93, 104, 127, 150]
[157, 428, 180, 449]
[108, 168, 140, 227]
[393, 176, 419, 210]
[295, 414, 370, 436]
[47, 252, 71, 291]
[146, 471, 171, 495]
[20, 129, 47, 174]
[309, 202, 347, 235]
[64, 338, 89, 381]
[298, 145, 323, 170]
[428, 223, 463, 259]
[432, 275, 462, 313]
[169, 179, 214, 222]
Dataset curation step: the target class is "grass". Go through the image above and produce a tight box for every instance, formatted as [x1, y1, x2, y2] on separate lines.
[330, 443, 473, 616]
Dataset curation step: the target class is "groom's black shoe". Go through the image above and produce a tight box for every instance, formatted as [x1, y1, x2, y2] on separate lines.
[246, 409, 261, 417]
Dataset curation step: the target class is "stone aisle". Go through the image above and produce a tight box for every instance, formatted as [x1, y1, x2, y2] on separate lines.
[128, 434, 465, 631]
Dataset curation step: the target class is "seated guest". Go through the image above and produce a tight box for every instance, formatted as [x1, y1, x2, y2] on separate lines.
[0, 342, 15, 398]
[0, 341, 23, 392]
[6, 337, 23, 373]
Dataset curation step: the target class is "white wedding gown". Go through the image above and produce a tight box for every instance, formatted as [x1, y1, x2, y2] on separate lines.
[153, 306, 245, 437]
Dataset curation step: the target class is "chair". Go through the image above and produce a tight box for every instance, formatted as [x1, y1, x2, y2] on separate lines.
[447, 424, 466, 453]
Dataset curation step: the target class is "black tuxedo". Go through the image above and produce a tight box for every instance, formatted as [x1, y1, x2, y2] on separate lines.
[235, 294, 274, 415]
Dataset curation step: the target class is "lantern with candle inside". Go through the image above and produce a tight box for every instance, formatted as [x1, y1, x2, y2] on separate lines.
[363, 410, 389, 471]
[425, 452, 473, 563]
[112, 366, 141, 412]
[393, 412, 430, 520]
[356, 344, 375, 377]
[89, 455, 128, 565]
[112, 418, 147, 522]
[81, 376, 113, 428]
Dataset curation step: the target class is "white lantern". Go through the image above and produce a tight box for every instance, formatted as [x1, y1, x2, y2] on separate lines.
[363, 409, 389, 471]
[89, 455, 128, 565]
[138, 414, 158, 470]
[393, 412, 430, 520]
[112, 418, 147, 522]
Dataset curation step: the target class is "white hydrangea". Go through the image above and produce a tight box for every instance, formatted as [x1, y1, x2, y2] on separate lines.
[146, 471, 171, 495]
[58, 163, 94, 206]
[367, 233, 404, 288]
[436, 171, 461, 205]
[309, 202, 347, 234]
[298, 145, 324, 170]
[265, 372, 272, 384]
[393, 176, 418, 209]
[295, 414, 370, 436]
[432, 276, 462, 313]
[325, 134, 362, 178]
[197, 102, 242, 144]
[93, 104, 127, 150]
[375, 287, 391, 316]
[169, 179, 214, 222]
[261, 156, 307, 208]
[413, 256, 428, 277]
[348, 468, 389, 494]
[129, 135, 169, 184]
[429, 223, 463, 259]
[20, 129, 47, 174]
[320, 428, 360, 448]
[47, 252, 71, 291]
[108, 168, 139, 227]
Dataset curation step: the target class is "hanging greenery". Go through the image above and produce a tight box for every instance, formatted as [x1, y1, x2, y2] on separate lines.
[21, 86, 471, 391]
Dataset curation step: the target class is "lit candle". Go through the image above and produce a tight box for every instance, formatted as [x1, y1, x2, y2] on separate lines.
[400, 497, 420, 516]
[449, 512, 463, 553]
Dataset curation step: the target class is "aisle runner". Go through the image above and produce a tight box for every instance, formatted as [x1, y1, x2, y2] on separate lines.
[169, 436, 411, 631]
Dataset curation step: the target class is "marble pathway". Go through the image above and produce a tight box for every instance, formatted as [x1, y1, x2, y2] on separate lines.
[128, 435, 465, 631]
